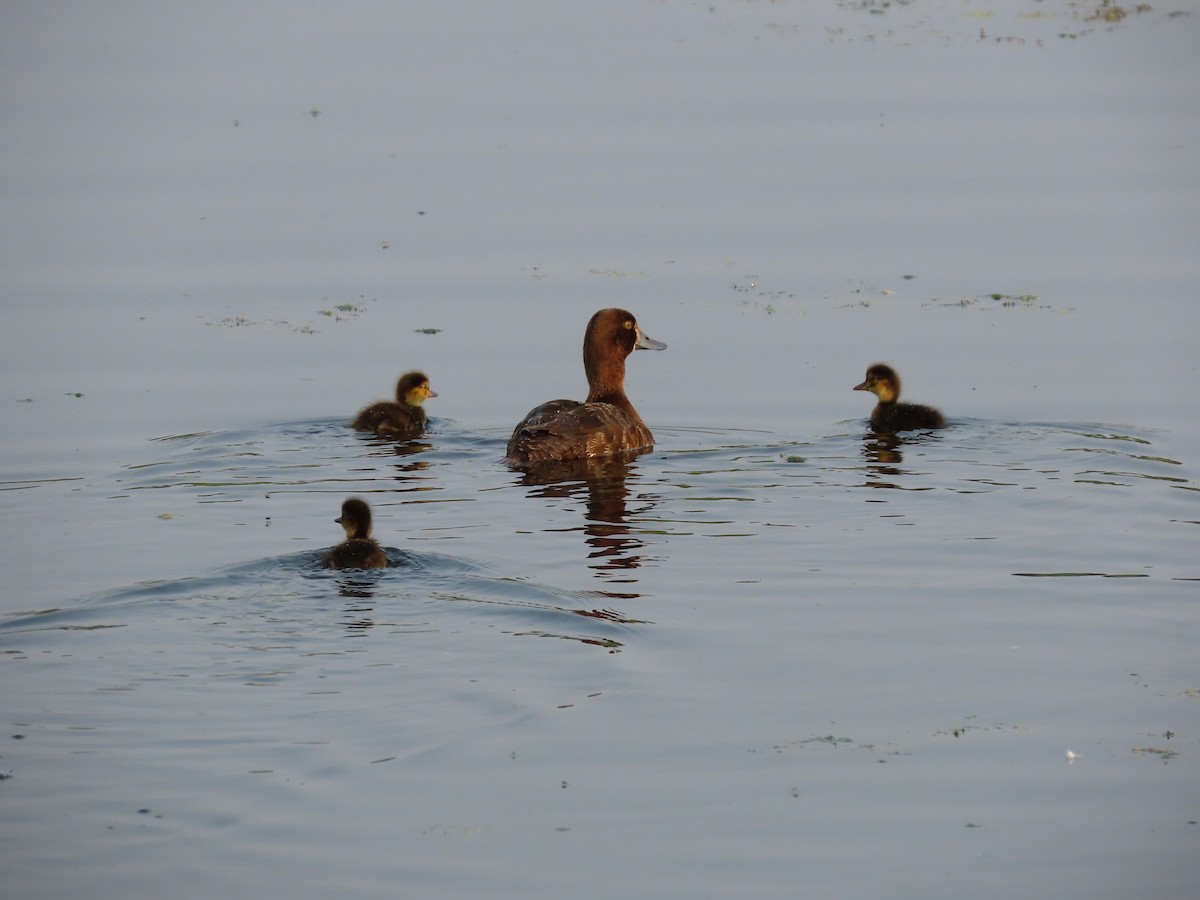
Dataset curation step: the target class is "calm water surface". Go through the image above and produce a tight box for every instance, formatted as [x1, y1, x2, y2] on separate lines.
[2, 2, 1198, 898]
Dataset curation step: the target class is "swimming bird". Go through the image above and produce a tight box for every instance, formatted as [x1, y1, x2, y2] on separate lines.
[506, 308, 666, 466]
[352, 370, 437, 439]
[853, 363, 946, 433]
[323, 497, 389, 569]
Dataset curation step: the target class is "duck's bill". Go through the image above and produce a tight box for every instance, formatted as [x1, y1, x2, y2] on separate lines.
[636, 330, 667, 351]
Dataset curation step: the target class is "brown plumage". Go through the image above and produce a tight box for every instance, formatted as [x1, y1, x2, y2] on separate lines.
[506, 308, 666, 466]
[323, 497, 389, 569]
[853, 363, 946, 433]
[351, 371, 437, 439]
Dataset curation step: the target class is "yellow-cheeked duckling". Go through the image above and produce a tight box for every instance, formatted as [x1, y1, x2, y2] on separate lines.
[352, 370, 437, 439]
[506, 308, 666, 466]
[323, 497, 389, 569]
[853, 363, 946, 434]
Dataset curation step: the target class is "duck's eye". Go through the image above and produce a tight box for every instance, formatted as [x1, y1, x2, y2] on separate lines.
[624, 320, 633, 330]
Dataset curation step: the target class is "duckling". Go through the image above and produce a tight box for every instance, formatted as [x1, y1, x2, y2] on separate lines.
[352, 370, 437, 439]
[323, 497, 389, 569]
[853, 363, 946, 433]
[506, 308, 666, 466]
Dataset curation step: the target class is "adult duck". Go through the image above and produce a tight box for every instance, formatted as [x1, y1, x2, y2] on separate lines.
[506, 308, 666, 465]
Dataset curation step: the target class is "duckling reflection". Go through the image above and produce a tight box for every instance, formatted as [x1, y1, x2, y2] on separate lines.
[514, 454, 654, 580]
[853, 363, 945, 434]
[860, 434, 905, 489]
[323, 497, 389, 569]
[339, 591, 379, 629]
[387, 441, 433, 460]
[352, 370, 438, 440]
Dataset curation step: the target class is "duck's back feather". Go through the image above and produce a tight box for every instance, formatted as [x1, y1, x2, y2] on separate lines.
[506, 399, 653, 465]
[352, 402, 427, 438]
[324, 538, 389, 569]
[870, 402, 946, 433]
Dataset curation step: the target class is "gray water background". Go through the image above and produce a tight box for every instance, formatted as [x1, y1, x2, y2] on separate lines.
[1, 2, 1198, 898]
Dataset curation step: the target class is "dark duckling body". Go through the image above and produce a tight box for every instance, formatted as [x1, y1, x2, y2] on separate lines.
[506, 308, 666, 466]
[853, 363, 946, 433]
[323, 497, 389, 569]
[352, 371, 437, 439]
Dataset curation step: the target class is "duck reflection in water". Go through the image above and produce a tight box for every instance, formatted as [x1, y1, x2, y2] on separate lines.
[339, 588, 379, 630]
[387, 441, 433, 459]
[334, 575, 379, 600]
[860, 432, 950, 491]
[514, 453, 655, 581]
[860, 434, 905, 488]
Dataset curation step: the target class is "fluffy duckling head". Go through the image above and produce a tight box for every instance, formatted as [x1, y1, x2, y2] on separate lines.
[335, 497, 375, 541]
[853, 363, 901, 404]
[395, 371, 438, 408]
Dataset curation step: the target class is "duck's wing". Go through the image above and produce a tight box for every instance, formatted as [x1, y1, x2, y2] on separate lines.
[510, 398, 581, 433]
[510, 399, 629, 445]
[351, 401, 391, 431]
[507, 400, 651, 464]
[870, 402, 945, 433]
[375, 408, 423, 438]
[506, 399, 601, 462]
[353, 402, 425, 438]
[326, 539, 389, 569]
